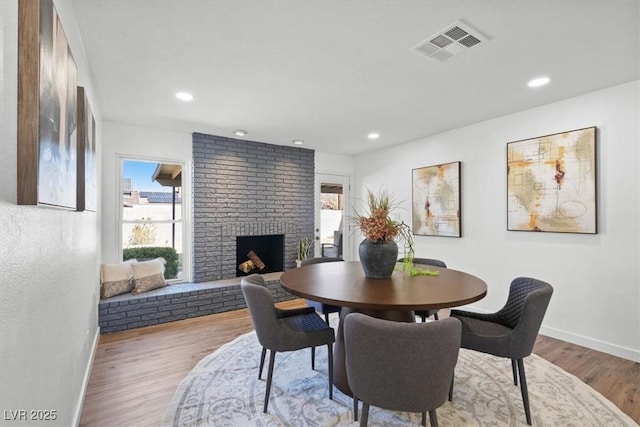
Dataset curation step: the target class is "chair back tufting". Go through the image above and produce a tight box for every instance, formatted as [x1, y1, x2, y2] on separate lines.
[496, 277, 553, 330]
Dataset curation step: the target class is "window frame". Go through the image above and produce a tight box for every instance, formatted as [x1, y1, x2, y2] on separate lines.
[117, 154, 192, 283]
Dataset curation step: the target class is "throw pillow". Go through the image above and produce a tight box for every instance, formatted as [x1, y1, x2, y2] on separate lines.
[131, 257, 167, 294]
[100, 260, 136, 299]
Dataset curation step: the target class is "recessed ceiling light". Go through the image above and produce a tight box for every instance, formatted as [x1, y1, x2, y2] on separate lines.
[292, 139, 304, 145]
[234, 130, 247, 137]
[368, 132, 380, 140]
[175, 92, 193, 101]
[528, 77, 550, 88]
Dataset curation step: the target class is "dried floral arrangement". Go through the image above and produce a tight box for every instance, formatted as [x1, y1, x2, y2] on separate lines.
[353, 188, 439, 277]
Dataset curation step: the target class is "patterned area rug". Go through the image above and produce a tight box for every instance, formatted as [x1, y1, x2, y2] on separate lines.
[162, 318, 636, 426]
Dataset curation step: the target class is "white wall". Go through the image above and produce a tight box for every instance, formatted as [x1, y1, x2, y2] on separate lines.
[315, 151, 355, 176]
[0, 1, 102, 425]
[100, 122, 192, 272]
[353, 81, 640, 362]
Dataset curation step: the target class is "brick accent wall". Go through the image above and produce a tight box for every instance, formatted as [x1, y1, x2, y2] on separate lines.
[192, 133, 315, 282]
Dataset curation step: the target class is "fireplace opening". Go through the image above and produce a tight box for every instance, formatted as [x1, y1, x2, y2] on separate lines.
[236, 234, 284, 276]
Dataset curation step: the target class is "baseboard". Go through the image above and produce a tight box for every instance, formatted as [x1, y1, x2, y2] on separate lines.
[72, 327, 100, 427]
[453, 305, 640, 363]
[539, 325, 640, 363]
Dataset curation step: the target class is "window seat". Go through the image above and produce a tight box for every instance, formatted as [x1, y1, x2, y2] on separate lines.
[98, 272, 292, 333]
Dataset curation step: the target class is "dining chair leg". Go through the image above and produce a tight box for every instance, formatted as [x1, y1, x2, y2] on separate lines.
[327, 343, 334, 400]
[353, 396, 358, 421]
[517, 358, 532, 425]
[421, 411, 426, 426]
[311, 346, 316, 370]
[258, 347, 267, 379]
[511, 359, 518, 386]
[360, 402, 370, 427]
[448, 374, 454, 401]
[428, 409, 438, 427]
[434, 312, 439, 320]
[263, 350, 277, 413]
[325, 313, 330, 324]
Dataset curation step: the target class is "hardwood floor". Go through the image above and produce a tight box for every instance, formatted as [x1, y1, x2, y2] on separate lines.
[534, 334, 639, 422]
[79, 300, 639, 426]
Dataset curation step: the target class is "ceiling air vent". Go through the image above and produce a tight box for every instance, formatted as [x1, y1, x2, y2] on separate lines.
[412, 20, 489, 62]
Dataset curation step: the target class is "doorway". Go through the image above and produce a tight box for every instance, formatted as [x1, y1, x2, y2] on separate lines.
[314, 174, 350, 259]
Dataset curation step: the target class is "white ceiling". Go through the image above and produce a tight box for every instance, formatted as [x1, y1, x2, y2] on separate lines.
[71, 0, 639, 156]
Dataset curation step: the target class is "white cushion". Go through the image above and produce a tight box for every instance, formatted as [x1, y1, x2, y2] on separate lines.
[100, 259, 136, 298]
[131, 257, 167, 294]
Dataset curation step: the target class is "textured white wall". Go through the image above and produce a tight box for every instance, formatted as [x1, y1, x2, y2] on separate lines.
[0, 1, 101, 425]
[353, 81, 640, 362]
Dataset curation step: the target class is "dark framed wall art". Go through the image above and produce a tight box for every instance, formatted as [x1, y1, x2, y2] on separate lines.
[507, 126, 597, 234]
[17, 0, 78, 209]
[77, 86, 96, 212]
[412, 161, 461, 237]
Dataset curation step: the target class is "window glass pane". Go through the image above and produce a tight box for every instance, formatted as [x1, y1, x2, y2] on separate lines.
[122, 159, 184, 280]
[122, 222, 183, 280]
[123, 200, 182, 222]
[320, 189, 343, 245]
[122, 221, 181, 250]
[123, 160, 182, 221]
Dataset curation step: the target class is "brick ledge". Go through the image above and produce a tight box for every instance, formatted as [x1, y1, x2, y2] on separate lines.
[98, 272, 289, 333]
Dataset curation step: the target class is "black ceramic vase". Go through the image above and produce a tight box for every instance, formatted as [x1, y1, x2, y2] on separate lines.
[359, 239, 398, 279]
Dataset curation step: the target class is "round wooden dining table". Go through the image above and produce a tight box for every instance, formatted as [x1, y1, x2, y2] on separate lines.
[280, 261, 487, 396]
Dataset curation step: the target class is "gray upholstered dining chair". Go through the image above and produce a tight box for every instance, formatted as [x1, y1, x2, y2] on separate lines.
[398, 257, 447, 322]
[240, 274, 336, 413]
[450, 277, 553, 425]
[343, 313, 461, 427]
[321, 230, 343, 258]
[300, 257, 344, 323]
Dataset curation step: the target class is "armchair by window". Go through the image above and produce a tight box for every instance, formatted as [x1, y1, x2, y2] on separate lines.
[321, 230, 343, 258]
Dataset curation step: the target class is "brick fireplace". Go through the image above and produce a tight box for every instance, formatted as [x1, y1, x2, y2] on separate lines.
[192, 133, 314, 282]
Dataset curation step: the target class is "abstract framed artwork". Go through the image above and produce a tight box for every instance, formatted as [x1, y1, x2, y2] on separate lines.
[507, 126, 597, 234]
[412, 161, 461, 237]
[17, 0, 78, 208]
[77, 86, 97, 212]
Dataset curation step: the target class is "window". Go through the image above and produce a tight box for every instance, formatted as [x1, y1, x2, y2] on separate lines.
[120, 158, 189, 282]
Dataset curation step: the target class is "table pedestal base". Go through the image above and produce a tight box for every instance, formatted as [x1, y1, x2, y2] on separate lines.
[334, 307, 415, 396]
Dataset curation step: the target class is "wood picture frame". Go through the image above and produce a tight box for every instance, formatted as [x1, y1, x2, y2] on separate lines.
[77, 86, 97, 211]
[412, 161, 461, 237]
[507, 126, 597, 233]
[17, 0, 78, 209]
